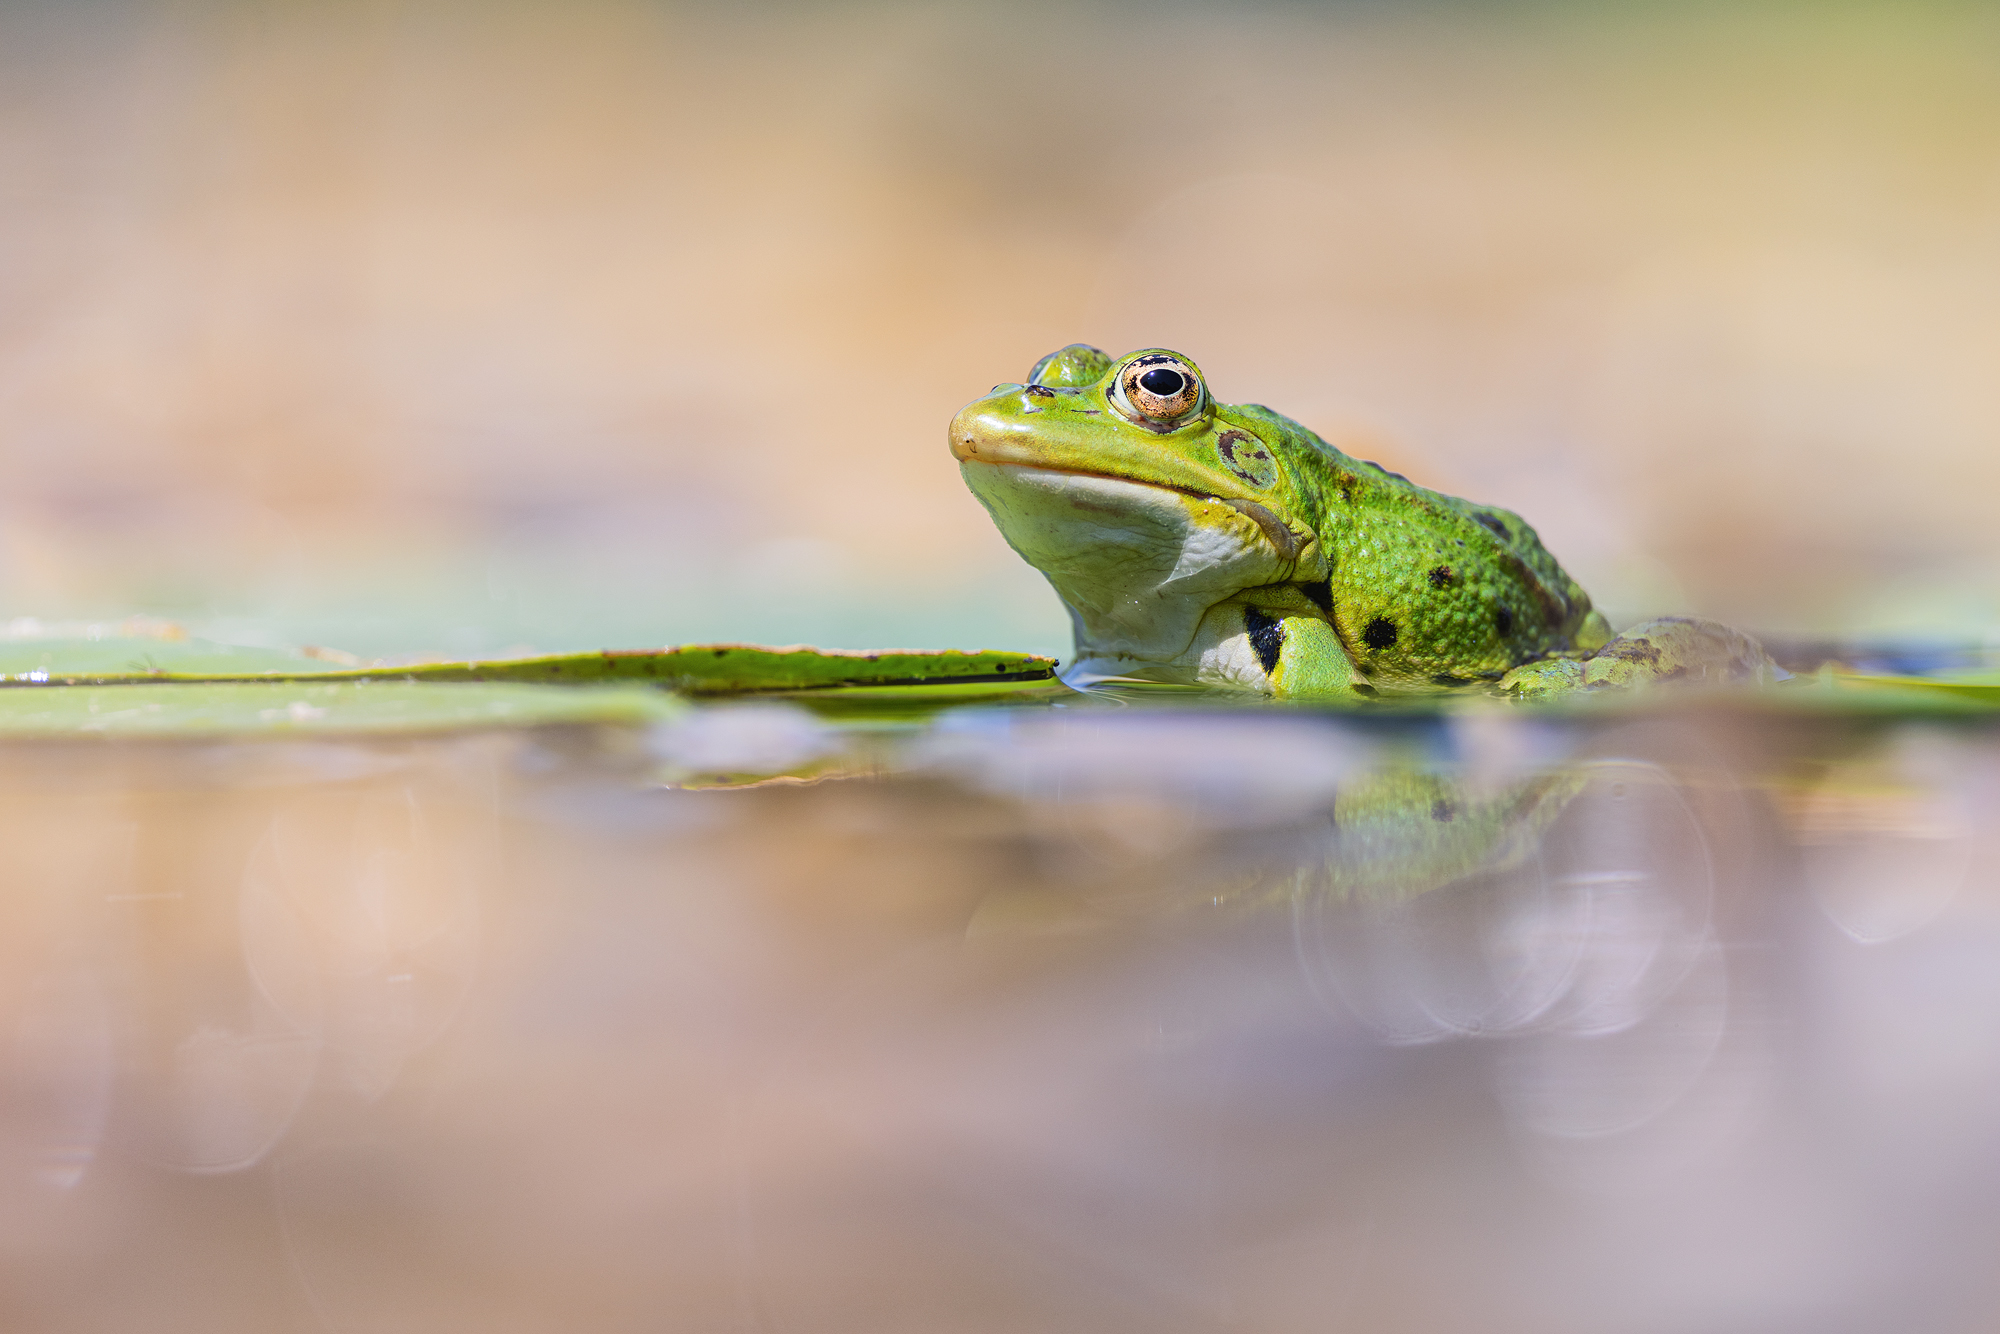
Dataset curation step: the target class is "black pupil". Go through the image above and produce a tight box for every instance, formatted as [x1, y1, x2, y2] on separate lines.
[1138, 368, 1186, 398]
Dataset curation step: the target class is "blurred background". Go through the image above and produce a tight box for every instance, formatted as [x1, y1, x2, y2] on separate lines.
[2, 0, 1997, 658]
[7, 11, 2000, 1327]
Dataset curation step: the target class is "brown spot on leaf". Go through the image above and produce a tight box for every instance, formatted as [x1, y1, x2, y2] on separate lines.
[1603, 638, 1662, 665]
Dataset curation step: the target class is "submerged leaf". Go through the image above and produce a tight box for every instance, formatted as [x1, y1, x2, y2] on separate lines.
[1831, 672, 2000, 706]
[1773, 666, 2000, 713]
[0, 637, 325, 681]
[0, 681, 682, 739]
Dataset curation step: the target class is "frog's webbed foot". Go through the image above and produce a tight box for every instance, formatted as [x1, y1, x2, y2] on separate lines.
[1497, 656, 1588, 701]
[1499, 616, 1779, 701]
[1187, 598, 1379, 701]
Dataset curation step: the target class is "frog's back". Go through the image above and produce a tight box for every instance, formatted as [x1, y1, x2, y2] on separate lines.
[1238, 406, 1603, 690]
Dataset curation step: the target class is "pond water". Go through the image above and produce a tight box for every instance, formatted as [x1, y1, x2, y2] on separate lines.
[1, 695, 1996, 1332]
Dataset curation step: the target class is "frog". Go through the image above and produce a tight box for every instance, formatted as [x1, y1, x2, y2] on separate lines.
[951, 344, 1777, 700]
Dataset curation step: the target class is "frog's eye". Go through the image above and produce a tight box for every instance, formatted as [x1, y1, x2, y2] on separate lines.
[1113, 354, 1205, 426]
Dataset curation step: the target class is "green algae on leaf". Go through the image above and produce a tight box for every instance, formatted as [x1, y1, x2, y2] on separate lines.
[0, 681, 682, 739]
[362, 645, 1059, 694]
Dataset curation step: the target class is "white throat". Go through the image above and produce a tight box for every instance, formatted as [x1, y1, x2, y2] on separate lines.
[960, 463, 1297, 672]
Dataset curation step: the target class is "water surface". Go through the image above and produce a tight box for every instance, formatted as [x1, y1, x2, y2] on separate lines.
[1, 695, 1995, 1331]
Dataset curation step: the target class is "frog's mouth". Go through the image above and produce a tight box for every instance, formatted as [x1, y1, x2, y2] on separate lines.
[958, 459, 1304, 562]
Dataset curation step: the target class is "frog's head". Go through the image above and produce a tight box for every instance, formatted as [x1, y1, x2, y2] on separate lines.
[951, 345, 1327, 671]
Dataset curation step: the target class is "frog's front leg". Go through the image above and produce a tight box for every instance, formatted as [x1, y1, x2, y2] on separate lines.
[1499, 616, 1779, 700]
[1190, 596, 1372, 700]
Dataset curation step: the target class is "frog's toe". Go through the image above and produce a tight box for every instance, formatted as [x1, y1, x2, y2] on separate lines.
[1497, 657, 1587, 700]
[1501, 617, 1778, 701]
[1578, 616, 1777, 690]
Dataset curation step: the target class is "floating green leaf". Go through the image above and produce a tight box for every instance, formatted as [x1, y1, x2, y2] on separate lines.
[0, 638, 1060, 695]
[0, 636, 1062, 738]
[358, 645, 1060, 694]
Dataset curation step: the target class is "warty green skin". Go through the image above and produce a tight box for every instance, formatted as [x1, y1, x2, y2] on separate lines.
[953, 344, 1771, 700]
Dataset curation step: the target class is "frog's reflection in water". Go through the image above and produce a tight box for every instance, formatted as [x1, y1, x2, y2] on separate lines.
[1294, 756, 1729, 1142]
[0, 713, 1998, 1330]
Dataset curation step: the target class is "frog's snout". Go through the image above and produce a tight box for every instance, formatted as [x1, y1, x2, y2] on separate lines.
[948, 403, 983, 462]
[949, 392, 1022, 463]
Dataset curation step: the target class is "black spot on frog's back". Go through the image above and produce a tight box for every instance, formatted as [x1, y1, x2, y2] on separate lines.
[1244, 607, 1284, 674]
[1495, 606, 1514, 637]
[1427, 565, 1455, 589]
[1362, 617, 1398, 650]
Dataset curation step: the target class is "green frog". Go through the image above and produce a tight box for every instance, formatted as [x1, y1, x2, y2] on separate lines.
[952, 344, 1775, 700]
